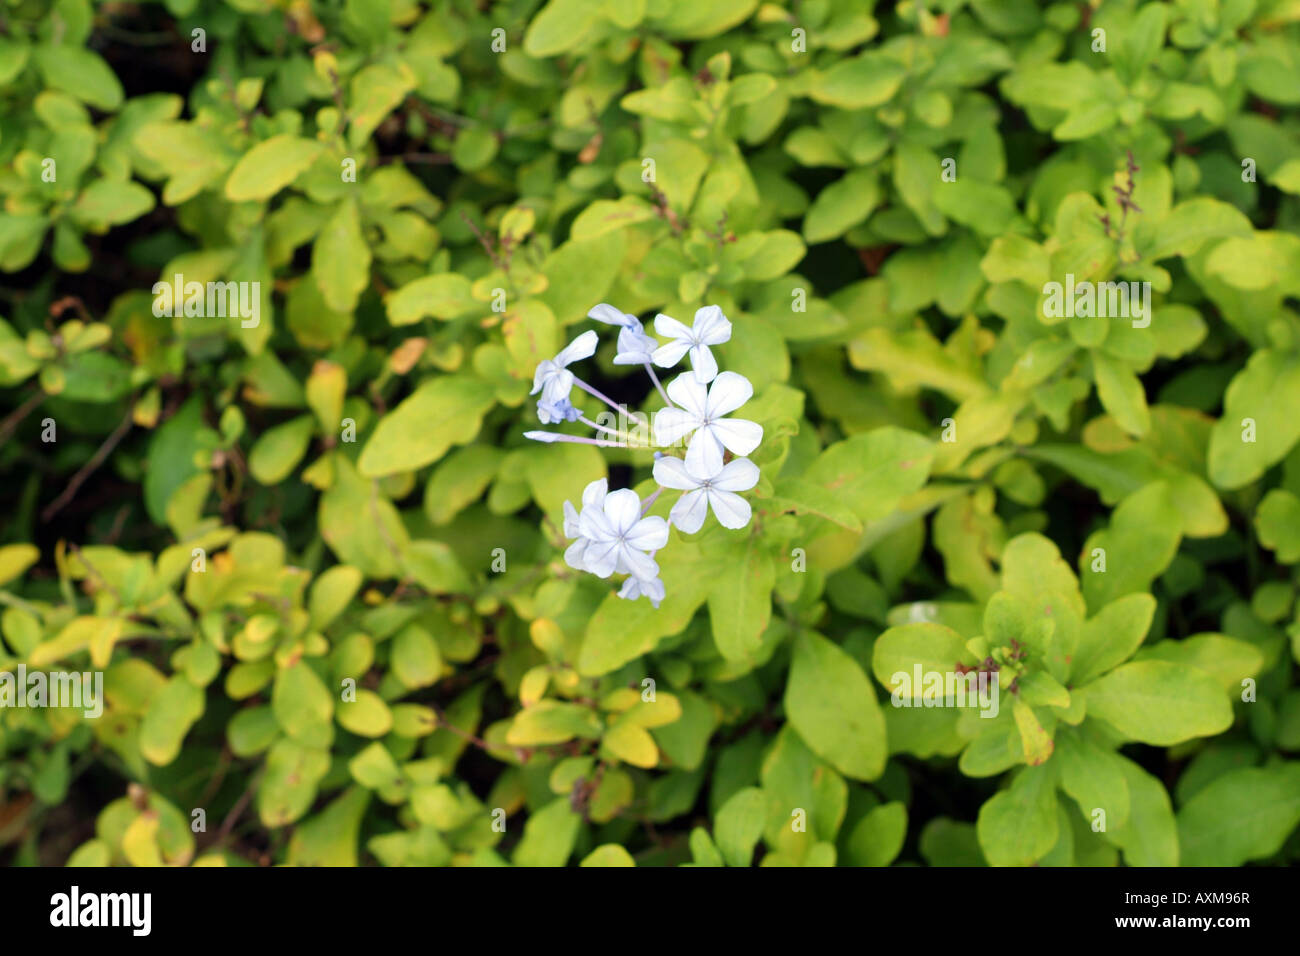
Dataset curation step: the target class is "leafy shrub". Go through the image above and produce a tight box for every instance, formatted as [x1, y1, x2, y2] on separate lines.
[1, 0, 1299, 868]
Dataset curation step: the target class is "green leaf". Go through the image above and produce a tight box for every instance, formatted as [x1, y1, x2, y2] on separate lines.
[248, 415, 316, 485]
[1177, 764, 1300, 866]
[803, 426, 934, 524]
[512, 798, 582, 866]
[224, 135, 322, 202]
[844, 801, 907, 867]
[768, 478, 862, 532]
[1134, 197, 1253, 262]
[72, 180, 155, 228]
[1135, 634, 1264, 692]
[804, 169, 880, 243]
[1054, 729, 1130, 830]
[1256, 489, 1300, 563]
[386, 273, 477, 325]
[976, 764, 1058, 866]
[810, 53, 905, 109]
[507, 700, 601, 746]
[580, 844, 636, 867]
[1208, 349, 1300, 489]
[523, 0, 600, 56]
[785, 631, 887, 781]
[872, 622, 969, 692]
[707, 539, 775, 662]
[258, 739, 330, 827]
[34, 46, 122, 111]
[1071, 593, 1156, 685]
[1092, 352, 1149, 437]
[713, 787, 767, 867]
[1083, 660, 1232, 746]
[358, 376, 495, 477]
[272, 659, 335, 748]
[578, 540, 713, 676]
[313, 198, 372, 313]
[1080, 482, 1182, 609]
[319, 457, 410, 578]
[0, 544, 39, 587]
[347, 63, 414, 148]
[1107, 756, 1178, 867]
[336, 689, 393, 737]
[139, 676, 205, 766]
[286, 787, 370, 866]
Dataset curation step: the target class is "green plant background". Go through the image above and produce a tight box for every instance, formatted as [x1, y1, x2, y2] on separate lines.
[1, 0, 1299, 867]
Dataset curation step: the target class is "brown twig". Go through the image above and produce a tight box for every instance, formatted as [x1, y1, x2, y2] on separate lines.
[0, 389, 45, 446]
[41, 406, 134, 522]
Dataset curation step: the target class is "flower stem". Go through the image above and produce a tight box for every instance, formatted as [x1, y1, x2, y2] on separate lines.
[523, 430, 625, 447]
[640, 485, 664, 516]
[644, 364, 673, 407]
[579, 415, 622, 438]
[572, 377, 624, 416]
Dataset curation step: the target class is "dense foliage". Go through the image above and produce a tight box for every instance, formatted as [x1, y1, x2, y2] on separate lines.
[2, 0, 1300, 867]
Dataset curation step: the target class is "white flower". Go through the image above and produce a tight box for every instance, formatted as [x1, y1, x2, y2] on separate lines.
[613, 322, 660, 366]
[653, 455, 759, 533]
[652, 305, 732, 383]
[588, 303, 639, 328]
[562, 478, 608, 572]
[531, 330, 598, 406]
[536, 395, 582, 424]
[589, 302, 659, 365]
[618, 573, 665, 608]
[653, 371, 763, 475]
[578, 487, 669, 580]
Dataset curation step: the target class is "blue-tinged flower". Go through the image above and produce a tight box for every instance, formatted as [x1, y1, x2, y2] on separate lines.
[618, 573, 665, 608]
[531, 330, 599, 406]
[562, 478, 608, 572]
[652, 455, 759, 533]
[613, 322, 660, 366]
[589, 302, 659, 365]
[651, 305, 732, 383]
[577, 487, 669, 580]
[536, 395, 582, 424]
[653, 371, 763, 475]
[588, 303, 639, 328]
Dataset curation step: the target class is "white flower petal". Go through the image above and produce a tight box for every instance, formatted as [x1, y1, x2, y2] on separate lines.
[555, 329, 599, 367]
[653, 312, 692, 340]
[579, 504, 615, 542]
[652, 456, 697, 490]
[540, 368, 574, 404]
[602, 488, 642, 535]
[708, 488, 752, 529]
[705, 371, 753, 417]
[625, 515, 669, 551]
[583, 538, 620, 578]
[651, 339, 691, 370]
[685, 428, 725, 477]
[689, 343, 718, 383]
[618, 543, 659, 580]
[693, 305, 732, 345]
[653, 406, 699, 447]
[530, 359, 555, 395]
[563, 538, 589, 571]
[581, 477, 608, 511]
[710, 417, 763, 457]
[713, 457, 760, 492]
[665, 373, 708, 418]
[563, 501, 581, 538]
[588, 303, 630, 327]
[669, 488, 709, 534]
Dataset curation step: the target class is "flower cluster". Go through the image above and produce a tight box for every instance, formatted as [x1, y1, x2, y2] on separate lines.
[525, 304, 763, 608]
